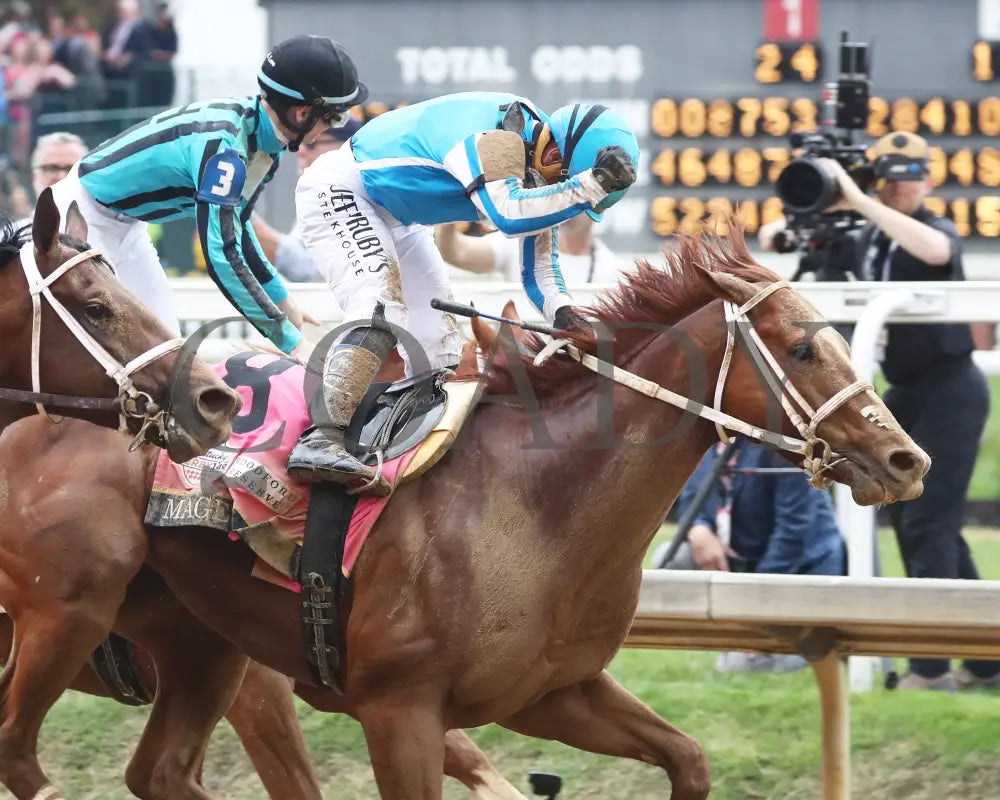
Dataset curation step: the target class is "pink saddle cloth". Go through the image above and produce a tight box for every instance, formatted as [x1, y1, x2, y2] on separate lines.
[149, 352, 419, 589]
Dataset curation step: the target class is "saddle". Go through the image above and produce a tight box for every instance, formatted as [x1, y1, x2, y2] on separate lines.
[346, 368, 449, 466]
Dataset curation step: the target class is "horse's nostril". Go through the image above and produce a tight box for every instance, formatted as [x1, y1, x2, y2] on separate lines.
[888, 448, 924, 477]
[196, 386, 240, 422]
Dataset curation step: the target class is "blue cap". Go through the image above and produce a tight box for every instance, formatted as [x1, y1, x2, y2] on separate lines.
[547, 103, 639, 221]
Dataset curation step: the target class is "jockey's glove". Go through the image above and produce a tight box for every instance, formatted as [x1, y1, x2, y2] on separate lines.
[553, 305, 592, 334]
[591, 146, 637, 194]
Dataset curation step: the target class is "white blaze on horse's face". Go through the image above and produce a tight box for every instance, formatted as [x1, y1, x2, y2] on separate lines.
[860, 404, 892, 430]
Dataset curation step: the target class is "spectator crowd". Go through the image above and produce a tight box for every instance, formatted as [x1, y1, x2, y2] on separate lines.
[0, 0, 176, 176]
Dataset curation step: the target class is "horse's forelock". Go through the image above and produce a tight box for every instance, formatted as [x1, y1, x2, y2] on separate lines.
[0, 216, 29, 271]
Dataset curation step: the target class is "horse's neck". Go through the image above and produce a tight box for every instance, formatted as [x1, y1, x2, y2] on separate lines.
[485, 302, 726, 565]
[587, 304, 725, 557]
[0, 325, 31, 433]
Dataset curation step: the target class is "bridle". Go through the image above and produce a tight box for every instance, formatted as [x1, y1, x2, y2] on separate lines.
[6, 242, 185, 448]
[534, 280, 873, 488]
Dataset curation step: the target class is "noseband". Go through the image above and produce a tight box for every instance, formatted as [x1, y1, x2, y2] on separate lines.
[534, 280, 872, 487]
[14, 242, 185, 447]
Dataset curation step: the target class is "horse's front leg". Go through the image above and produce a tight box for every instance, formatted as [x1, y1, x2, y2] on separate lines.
[499, 669, 711, 800]
[227, 663, 324, 800]
[120, 592, 250, 800]
[357, 690, 447, 800]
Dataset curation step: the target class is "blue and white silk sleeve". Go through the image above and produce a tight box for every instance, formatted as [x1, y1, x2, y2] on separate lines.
[443, 133, 607, 237]
[519, 227, 572, 323]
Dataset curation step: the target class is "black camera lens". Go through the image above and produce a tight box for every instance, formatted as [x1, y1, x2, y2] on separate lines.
[776, 158, 841, 214]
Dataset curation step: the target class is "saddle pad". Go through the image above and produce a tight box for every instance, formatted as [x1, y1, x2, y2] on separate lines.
[245, 443, 422, 594]
[146, 351, 480, 593]
[396, 378, 484, 485]
[148, 352, 313, 544]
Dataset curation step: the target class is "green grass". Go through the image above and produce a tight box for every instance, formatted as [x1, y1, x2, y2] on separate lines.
[20, 528, 1000, 799]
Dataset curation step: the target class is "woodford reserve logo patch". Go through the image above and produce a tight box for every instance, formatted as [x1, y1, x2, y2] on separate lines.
[179, 447, 304, 518]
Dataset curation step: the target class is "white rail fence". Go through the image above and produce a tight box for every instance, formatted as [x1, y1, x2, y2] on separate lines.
[628, 569, 1000, 800]
[170, 278, 1000, 695]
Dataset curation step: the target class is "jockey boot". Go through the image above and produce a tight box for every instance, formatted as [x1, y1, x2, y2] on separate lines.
[286, 326, 397, 494]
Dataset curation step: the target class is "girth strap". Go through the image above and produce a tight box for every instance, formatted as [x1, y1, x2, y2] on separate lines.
[298, 483, 358, 692]
[89, 633, 153, 707]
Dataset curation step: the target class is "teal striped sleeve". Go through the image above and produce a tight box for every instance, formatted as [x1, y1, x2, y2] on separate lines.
[242, 218, 290, 304]
[519, 227, 571, 322]
[198, 201, 302, 352]
[442, 133, 606, 237]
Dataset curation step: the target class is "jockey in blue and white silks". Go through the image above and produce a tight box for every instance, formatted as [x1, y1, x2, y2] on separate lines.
[288, 91, 640, 492]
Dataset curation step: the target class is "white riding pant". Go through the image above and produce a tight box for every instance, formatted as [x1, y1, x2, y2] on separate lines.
[295, 145, 463, 376]
[50, 164, 181, 334]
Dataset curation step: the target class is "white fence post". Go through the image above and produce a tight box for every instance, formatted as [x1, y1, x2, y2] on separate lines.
[837, 290, 917, 692]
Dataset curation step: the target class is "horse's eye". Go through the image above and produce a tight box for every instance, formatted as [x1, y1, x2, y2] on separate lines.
[789, 341, 814, 362]
[84, 301, 112, 323]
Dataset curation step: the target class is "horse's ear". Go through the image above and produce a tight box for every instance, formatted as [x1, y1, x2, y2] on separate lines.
[32, 187, 61, 257]
[702, 270, 757, 306]
[63, 201, 89, 243]
[500, 299, 531, 347]
[471, 313, 497, 352]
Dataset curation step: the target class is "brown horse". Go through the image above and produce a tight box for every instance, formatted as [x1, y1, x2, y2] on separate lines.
[0, 613, 520, 800]
[0, 189, 241, 457]
[0, 225, 929, 799]
[0, 191, 320, 800]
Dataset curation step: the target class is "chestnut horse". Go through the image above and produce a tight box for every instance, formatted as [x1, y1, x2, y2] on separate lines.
[0, 225, 929, 799]
[0, 203, 513, 798]
[0, 193, 321, 800]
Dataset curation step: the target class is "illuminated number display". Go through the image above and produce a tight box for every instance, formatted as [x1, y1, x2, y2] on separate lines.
[650, 146, 1000, 188]
[755, 41, 823, 84]
[646, 92, 1000, 238]
[649, 96, 1000, 138]
[652, 196, 1000, 238]
[650, 196, 787, 236]
[973, 40, 1000, 82]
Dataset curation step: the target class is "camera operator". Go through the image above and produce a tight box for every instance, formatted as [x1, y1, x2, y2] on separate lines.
[768, 130, 998, 692]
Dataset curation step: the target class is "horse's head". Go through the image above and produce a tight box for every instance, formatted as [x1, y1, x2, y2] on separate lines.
[0, 188, 242, 461]
[706, 267, 929, 505]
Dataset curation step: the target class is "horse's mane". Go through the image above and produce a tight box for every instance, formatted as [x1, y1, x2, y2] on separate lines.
[0, 212, 29, 270]
[484, 218, 783, 400]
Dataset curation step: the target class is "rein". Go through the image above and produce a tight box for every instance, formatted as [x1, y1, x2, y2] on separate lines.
[0, 386, 119, 412]
[534, 280, 872, 488]
[13, 243, 186, 446]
